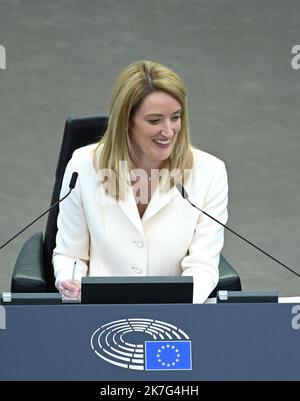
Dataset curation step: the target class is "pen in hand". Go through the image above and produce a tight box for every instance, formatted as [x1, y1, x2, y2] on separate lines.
[60, 261, 80, 300]
[72, 260, 77, 284]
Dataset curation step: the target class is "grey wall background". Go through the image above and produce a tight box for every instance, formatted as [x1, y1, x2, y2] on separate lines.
[0, 0, 299, 295]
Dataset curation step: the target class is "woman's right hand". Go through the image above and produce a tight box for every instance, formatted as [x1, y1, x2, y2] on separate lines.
[60, 279, 81, 299]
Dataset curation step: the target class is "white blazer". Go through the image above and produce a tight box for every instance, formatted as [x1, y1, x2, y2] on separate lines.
[53, 144, 228, 303]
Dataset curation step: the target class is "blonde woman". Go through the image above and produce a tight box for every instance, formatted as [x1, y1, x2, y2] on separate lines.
[53, 60, 228, 303]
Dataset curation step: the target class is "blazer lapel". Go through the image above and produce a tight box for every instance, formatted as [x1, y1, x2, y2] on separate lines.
[118, 176, 185, 230]
[118, 185, 145, 235]
[142, 169, 195, 222]
[142, 185, 178, 223]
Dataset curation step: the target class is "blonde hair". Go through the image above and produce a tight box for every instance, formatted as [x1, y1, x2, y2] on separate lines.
[93, 60, 194, 198]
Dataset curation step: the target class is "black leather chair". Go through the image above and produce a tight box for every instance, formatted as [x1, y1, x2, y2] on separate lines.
[11, 116, 241, 296]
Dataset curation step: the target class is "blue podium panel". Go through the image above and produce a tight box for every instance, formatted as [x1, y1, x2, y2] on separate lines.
[0, 303, 300, 380]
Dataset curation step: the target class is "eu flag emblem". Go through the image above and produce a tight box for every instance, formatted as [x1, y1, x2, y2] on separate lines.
[145, 341, 192, 370]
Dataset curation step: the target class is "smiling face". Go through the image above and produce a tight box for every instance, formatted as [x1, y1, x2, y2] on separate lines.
[129, 91, 182, 170]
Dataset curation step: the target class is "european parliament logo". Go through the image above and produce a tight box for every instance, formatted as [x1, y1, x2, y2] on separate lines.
[145, 340, 191, 371]
[90, 318, 192, 371]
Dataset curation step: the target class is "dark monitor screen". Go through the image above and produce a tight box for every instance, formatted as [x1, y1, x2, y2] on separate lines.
[81, 276, 193, 304]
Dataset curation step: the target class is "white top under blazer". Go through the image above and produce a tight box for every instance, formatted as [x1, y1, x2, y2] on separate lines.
[53, 144, 228, 303]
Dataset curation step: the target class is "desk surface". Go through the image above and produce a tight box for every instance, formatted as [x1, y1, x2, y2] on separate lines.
[0, 302, 300, 380]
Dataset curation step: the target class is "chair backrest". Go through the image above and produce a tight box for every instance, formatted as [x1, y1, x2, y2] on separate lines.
[43, 116, 108, 290]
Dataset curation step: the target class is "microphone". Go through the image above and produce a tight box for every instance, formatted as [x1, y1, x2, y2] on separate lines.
[0, 172, 78, 251]
[176, 183, 300, 277]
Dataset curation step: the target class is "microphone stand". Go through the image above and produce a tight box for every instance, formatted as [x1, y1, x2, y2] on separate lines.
[0, 172, 78, 251]
[176, 183, 300, 278]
